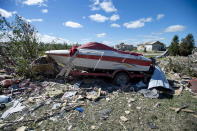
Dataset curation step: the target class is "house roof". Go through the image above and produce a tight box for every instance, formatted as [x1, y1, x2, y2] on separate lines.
[137, 41, 164, 46]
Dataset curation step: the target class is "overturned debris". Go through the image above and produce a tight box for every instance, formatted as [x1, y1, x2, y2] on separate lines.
[189, 79, 197, 93]
[148, 66, 173, 91]
[30, 56, 61, 77]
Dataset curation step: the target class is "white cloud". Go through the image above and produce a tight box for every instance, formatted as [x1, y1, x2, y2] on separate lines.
[90, 0, 117, 13]
[25, 18, 43, 22]
[123, 17, 152, 29]
[23, 0, 47, 6]
[89, 14, 108, 22]
[100, 0, 117, 13]
[63, 21, 83, 28]
[0, 8, 16, 18]
[110, 14, 119, 21]
[41, 9, 48, 13]
[96, 33, 106, 37]
[164, 25, 185, 32]
[37, 33, 70, 43]
[90, 0, 100, 11]
[157, 14, 165, 20]
[110, 23, 120, 28]
[89, 14, 120, 22]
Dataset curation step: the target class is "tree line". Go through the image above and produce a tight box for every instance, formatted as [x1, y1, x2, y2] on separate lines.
[168, 34, 195, 56]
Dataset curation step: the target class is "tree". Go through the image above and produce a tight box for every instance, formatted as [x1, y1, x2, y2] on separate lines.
[168, 35, 180, 56]
[0, 14, 39, 76]
[179, 34, 195, 56]
[11, 15, 39, 59]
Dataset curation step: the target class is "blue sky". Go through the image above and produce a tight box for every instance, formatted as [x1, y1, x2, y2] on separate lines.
[0, 0, 197, 46]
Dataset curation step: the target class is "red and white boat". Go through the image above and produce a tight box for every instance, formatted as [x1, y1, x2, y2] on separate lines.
[45, 42, 153, 72]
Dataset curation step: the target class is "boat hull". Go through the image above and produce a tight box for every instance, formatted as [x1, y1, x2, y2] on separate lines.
[48, 55, 150, 71]
[46, 48, 152, 72]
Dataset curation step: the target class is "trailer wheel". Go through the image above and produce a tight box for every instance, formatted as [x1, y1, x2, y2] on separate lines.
[113, 72, 130, 86]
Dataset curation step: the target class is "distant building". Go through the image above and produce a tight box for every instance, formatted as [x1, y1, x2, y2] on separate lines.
[137, 41, 165, 51]
[114, 43, 134, 51]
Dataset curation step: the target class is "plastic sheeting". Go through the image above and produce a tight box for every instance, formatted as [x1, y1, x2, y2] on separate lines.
[1, 99, 25, 119]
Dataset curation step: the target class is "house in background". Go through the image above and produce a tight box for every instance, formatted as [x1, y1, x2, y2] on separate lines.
[137, 41, 166, 52]
[114, 43, 134, 51]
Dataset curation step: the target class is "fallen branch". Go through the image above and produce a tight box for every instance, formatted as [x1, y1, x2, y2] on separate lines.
[170, 106, 195, 113]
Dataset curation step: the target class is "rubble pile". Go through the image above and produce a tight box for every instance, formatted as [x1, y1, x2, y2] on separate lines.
[158, 52, 197, 94]
[159, 55, 197, 77]
[0, 68, 120, 130]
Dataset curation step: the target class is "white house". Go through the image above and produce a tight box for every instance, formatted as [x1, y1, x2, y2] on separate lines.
[137, 41, 165, 51]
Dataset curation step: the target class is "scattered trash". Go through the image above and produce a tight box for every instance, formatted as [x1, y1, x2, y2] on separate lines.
[99, 108, 112, 120]
[147, 122, 159, 129]
[61, 91, 77, 100]
[138, 89, 159, 99]
[16, 126, 27, 131]
[1, 99, 26, 119]
[174, 86, 184, 96]
[86, 88, 101, 101]
[154, 102, 161, 108]
[74, 107, 84, 113]
[67, 125, 72, 130]
[136, 106, 141, 110]
[120, 116, 128, 122]
[52, 103, 61, 110]
[73, 81, 82, 88]
[90, 125, 97, 130]
[106, 97, 110, 101]
[125, 110, 130, 115]
[127, 98, 135, 103]
[0, 95, 11, 103]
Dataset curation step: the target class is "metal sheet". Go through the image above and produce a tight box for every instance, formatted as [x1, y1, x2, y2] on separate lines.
[148, 66, 173, 91]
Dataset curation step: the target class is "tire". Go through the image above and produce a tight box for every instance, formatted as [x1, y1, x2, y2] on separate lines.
[113, 72, 130, 86]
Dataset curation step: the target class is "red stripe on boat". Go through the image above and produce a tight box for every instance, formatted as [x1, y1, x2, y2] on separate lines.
[48, 53, 152, 66]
